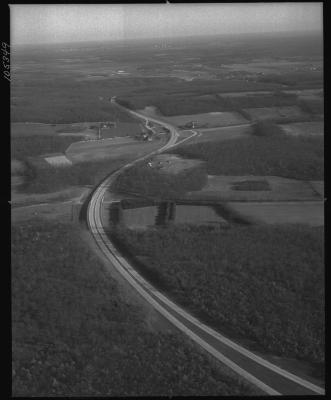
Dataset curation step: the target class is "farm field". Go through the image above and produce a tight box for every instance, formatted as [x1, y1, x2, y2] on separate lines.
[280, 121, 323, 136]
[11, 185, 88, 208]
[242, 105, 307, 122]
[227, 201, 324, 226]
[100, 121, 143, 138]
[310, 181, 324, 197]
[147, 154, 204, 174]
[11, 28, 324, 395]
[162, 111, 248, 128]
[221, 60, 323, 75]
[66, 137, 165, 163]
[186, 175, 323, 202]
[120, 204, 227, 229]
[188, 125, 251, 144]
[44, 154, 72, 166]
[11, 122, 97, 138]
[11, 201, 75, 223]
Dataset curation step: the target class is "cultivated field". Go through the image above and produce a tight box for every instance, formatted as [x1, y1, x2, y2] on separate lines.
[280, 121, 324, 136]
[221, 60, 323, 75]
[163, 111, 248, 128]
[11, 122, 97, 138]
[11, 186, 88, 208]
[243, 106, 307, 121]
[188, 125, 251, 144]
[44, 154, 73, 166]
[66, 137, 165, 163]
[121, 205, 227, 229]
[283, 88, 323, 100]
[227, 201, 324, 226]
[185, 175, 323, 202]
[11, 201, 74, 223]
[148, 154, 204, 174]
[100, 122, 143, 138]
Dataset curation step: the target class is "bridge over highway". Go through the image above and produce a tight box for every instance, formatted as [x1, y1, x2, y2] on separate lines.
[86, 100, 325, 396]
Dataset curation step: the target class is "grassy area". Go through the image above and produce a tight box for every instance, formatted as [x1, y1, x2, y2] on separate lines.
[11, 135, 81, 161]
[12, 219, 257, 396]
[217, 91, 298, 109]
[111, 162, 207, 200]
[173, 135, 324, 180]
[111, 224, 324, 372]
[251, 121, 285, 137]
[231, 180, 271, 191]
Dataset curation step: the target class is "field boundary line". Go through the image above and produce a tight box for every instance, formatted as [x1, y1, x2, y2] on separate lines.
[87, 99, 325, 396]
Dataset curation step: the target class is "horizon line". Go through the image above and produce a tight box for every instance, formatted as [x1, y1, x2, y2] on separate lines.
[11, 29, 323, 48]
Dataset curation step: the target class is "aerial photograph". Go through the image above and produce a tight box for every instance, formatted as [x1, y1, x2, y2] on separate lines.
[10, 3, 324, 396]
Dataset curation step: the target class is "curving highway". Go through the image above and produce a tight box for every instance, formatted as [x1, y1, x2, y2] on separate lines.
[87, 101, 324, 396]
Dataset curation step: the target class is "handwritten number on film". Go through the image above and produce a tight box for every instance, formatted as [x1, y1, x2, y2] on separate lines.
[2, 42, 10, 82]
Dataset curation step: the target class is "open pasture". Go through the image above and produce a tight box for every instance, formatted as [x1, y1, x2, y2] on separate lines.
[221, 60, 322, 75]
[100, 121, 143, 138]
[227, 201, 324, 226]
[186, 175, 322, 202]
[148, 154, 204, 174]
[280, 122, 324, 137]
[163, 111, 248, 128]
[243, 106, 307, 122]
[217, 90, 273, 97]
[188, 125, 251, 144]
[11, 121, 97, 139]
[66, 136, 165, 163]
[283, 88, 323, 99]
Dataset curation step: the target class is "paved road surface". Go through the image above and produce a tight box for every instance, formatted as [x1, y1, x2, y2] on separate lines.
[87, 100, 324, 396]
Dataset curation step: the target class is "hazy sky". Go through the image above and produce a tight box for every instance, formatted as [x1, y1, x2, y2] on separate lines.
[10, 3, 323, 45]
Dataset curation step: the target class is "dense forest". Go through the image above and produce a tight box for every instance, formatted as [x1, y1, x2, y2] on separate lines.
[111, 224, 324, 375]
[173, 135, 324, 181]
[12, 219, 257, 396]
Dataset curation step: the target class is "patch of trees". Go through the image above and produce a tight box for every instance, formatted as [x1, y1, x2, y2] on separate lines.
[11, 135, 80, 161]
[251, 121, 285, 137]
[111, 162, 207, 200]
[173, 135, 324, 180]
[20, 157, 127, 194]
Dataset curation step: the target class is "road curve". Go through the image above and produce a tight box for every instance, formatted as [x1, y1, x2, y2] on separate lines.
[87, 101, 324, 396]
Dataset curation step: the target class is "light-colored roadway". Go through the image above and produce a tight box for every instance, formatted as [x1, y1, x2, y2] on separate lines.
[87, 100, 324, 396]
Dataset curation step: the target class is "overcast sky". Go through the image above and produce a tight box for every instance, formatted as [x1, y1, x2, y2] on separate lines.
[10, 3, 323, 45]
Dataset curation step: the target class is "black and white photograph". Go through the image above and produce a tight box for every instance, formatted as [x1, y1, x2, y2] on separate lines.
[10, 2, 324, 396]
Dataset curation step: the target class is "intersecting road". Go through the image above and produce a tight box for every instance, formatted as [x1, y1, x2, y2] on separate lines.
[87, 100, 324, 395]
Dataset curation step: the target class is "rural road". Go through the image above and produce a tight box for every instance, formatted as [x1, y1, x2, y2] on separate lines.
[87, 100, 324, 395]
